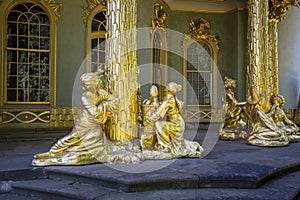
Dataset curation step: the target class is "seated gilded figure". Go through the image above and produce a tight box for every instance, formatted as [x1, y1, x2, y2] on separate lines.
[219, 77, 289, 147]
[243, 89, 289, 147]
[267, 94, 300, 142]
[219, 77, 247, 140]
[144, 82, 203, 158]
[32, 72, 142, 166]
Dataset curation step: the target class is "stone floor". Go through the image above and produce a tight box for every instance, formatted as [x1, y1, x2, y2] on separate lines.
[0, 128, 299, 200]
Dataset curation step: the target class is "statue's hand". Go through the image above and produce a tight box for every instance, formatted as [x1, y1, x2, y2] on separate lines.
[143, 116, 151, 126]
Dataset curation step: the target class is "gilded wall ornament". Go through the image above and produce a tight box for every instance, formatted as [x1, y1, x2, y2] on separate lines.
[44, 0, 62, 21]
[83, 0, 107, 25]
[269, 0, 292, 22]
[295, 0, 300, 7]
[186, 18, 219, 51]
[151, 2, 168, 28]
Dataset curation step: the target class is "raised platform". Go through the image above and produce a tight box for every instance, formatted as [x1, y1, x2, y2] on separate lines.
[0, 129, 299, 200]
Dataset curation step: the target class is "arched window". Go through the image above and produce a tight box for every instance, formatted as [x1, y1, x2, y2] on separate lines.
[183, 18, 220, 122]
[86, 7, 107, 73]
[90, 10, 106, 72]
[5, 3, 51, 104]
[151, 29, 167, 100]
[0, 0, 60, 126]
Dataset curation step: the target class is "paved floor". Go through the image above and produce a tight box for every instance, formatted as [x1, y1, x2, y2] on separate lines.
[0, 129, 300, 199]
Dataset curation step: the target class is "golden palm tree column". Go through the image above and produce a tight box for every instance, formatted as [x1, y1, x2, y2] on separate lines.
[105, 0, 139, 141]
[268, 0, 292, 95]
[246, 0, 270, 112]
[268, 20, 278, 95]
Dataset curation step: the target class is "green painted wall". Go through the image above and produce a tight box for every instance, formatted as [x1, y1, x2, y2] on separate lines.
[136, 1, 248, 104]
[56, 0, 86, 106]
[278, 7, 300, 109]
[54, 1, 248, 107]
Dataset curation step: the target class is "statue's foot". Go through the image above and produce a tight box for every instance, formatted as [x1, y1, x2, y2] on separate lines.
[34, 152, 51, 159]
[288, 133, 300, 142]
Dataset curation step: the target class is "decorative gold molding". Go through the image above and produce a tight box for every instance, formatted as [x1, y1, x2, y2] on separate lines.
[83, 0, 107, 25]
[269, 0, 292, 22]
[186, 18, 220, 51]
[50, 107, 76, 127]
[44, 0, 62, 22]
[152, 2, 168, 28]
[0, 0, 3, 6]
[183, 109, 222, 122]
[2, 111, 50, 124]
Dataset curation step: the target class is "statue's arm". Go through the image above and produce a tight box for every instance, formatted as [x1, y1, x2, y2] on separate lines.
[81, 93, 98, 117]
[144, 101, 168, 125]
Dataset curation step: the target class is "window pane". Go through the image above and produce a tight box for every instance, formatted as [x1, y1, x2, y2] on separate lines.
[7, 89, 17, 101]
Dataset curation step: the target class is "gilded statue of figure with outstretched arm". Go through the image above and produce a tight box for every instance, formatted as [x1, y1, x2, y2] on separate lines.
[219, 77, 247, 140]
[32, 72, 141, 166]
[267, 94, 300, 142]
[144, 82, 203, 158]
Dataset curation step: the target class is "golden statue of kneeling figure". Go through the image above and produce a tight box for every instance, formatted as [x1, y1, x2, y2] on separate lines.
[142, 82, 204, 158]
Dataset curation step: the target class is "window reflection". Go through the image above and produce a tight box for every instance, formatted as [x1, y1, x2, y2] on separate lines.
[6, 3, 50, 103]
[186, 42, 211, 106]
[90, 10, 106, 73]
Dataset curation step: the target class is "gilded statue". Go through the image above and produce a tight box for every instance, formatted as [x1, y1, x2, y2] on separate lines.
[151, 3, 167, 28]
[144, 82, 203, 158]
[245, 90, 289, 147]
[140, 85, 160, 149]
[220, 77, 290, 147]
[32, 72, 142, 166]
[267, 94, 300, 142]
[219, 77, 247, 140]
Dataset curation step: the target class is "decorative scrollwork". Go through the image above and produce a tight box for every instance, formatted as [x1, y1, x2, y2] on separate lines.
[44, 0, 62, 21]
[83, 0, 107, 25]
[186, 18, 220, 51]
[151, 2, 168, 29]
[269, 0, 292, 22]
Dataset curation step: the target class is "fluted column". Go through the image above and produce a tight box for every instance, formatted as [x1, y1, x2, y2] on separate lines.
[106, 0, 139, 141]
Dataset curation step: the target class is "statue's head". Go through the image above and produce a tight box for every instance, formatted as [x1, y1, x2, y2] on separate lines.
[166, 82, 182, 94]
[270, 94, 285, 106]
[150, 85, 158, 97]
[80, 72, 99, 91]
[224, 77, 236, 89]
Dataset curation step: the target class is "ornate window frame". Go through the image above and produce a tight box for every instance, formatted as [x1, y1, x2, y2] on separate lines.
[0, 0, 60, 108]
[0, 0, 61, 126]
[84, 0, 107, 73]
[183, 18, 219, 121]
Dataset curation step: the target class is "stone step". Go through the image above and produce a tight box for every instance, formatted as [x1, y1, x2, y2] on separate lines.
[12, 178, 120, 200]
[10, 170, 300, 200]
[0, 193, 42, 200]
[0, 127, 71, 141]
[43, 153, 300, 192]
